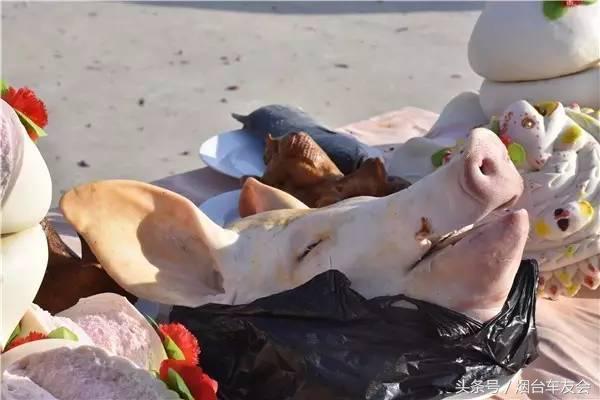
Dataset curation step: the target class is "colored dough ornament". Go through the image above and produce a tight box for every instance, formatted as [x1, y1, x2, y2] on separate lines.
[499, 133, 512, 147]
[534, 219, 552, 238]
[560, 124, 584, 145]
[543, 0, 597, 20]
[431, 147, 452, 167]
[0, 79, 48, 142]
[508, 142, 527, 167]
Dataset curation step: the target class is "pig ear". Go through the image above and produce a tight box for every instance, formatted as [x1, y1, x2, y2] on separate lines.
[60, 180, 238, 307]
[239, 177, 309, 217]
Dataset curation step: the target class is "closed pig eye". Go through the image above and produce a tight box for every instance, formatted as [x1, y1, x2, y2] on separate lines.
[297, 239, 324, 262]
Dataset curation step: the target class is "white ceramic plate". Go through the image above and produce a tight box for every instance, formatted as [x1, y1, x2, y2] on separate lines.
[199, 130, 384, 179]
[199, 130, 265, 179]
[199, 189, 241, 227]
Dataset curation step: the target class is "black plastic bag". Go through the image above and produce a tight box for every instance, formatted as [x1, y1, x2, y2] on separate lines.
[171, 260, 539, 400]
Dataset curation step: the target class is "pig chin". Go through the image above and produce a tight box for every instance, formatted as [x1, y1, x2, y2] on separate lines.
[405, 209, 530, 322]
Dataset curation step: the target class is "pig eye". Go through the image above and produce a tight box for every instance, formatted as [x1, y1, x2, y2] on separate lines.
[297, 239, 324, 262]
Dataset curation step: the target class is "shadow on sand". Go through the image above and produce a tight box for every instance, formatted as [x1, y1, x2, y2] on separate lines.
[131, 1, 484, 15]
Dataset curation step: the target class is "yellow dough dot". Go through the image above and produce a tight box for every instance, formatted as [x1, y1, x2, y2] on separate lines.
[554, 269, 572, 286]
[564, 245, 576, 257]
[561, 125, 583, 145]
[534, 220, 551, 237]
[564, 282, 580, 297]
[578, 200, 594, 218]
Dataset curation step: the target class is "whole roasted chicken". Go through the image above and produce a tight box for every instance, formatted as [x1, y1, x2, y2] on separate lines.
[251, 131, 409, 208]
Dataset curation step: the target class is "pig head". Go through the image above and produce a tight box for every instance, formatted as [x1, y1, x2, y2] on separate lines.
[60, 128, 524, 321]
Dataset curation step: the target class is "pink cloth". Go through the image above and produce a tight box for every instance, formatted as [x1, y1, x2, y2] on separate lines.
[53, 107, 599, 399]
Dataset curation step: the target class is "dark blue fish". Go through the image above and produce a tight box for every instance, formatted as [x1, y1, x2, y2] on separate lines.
[232, 104, 371, 174]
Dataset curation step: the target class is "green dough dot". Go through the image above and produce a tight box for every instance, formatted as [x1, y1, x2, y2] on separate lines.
[431, 148, 451, 168]
[508, 143, 527, 166]
[543, 1, 567, 20]
[47, 327, 79, 341]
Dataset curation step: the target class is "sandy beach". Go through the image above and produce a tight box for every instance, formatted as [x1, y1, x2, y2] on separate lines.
[1, 1, 483, 205]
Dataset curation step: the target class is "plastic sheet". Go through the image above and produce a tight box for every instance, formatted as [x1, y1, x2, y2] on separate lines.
[171, 260, 539, 400]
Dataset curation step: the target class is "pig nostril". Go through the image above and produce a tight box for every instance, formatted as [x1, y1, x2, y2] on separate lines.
[479, 158, 496, 176]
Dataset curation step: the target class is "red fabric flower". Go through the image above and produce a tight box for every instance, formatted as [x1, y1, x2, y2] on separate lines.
[160, 359, 218, 400]
[5, 331, 47, 351]
[1, 86, 48, 140]
[159, 323, 200, 365]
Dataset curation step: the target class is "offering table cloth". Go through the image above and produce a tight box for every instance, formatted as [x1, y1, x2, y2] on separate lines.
[52, 107, 599, 400]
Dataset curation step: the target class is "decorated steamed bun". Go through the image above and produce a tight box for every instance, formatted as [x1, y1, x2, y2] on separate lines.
[468, 1, 600, 82]
[1, 294, 218, 400]
[1, 83, 52, 349]
[498, 101, 600, 278]
[469, 1, 600, 118]
[390, 98, 599, 298]
[0, 98, 52, 234]
[491, 100, 599, 297]
[1, 341, 182, 400]
[1, 225, 49, 349]
[479, 63, 600, 118]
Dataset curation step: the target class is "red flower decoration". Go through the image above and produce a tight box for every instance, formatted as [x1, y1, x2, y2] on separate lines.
[563, 0, 583, 6]
[1, 86, 48, 141]
[499, 133, 513, 147]
[159, 323, 200, 365]
[160, 359, 218, 400]
[584, 275, 595, 287]
[442, 150, 452, 164]
[5, 331, 47, 351]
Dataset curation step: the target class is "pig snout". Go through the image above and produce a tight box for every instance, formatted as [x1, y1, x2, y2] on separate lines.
[461, 128, 523, 210]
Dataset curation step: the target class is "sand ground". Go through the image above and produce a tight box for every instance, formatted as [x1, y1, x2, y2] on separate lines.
[1, 1, 483, 206]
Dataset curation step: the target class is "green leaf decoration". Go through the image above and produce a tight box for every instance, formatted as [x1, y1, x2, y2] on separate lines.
[489, 116, 500, 136]
[508, 143, 527, 167]
[47, 327, 79, 342]
[15, 109, 47, 138]
[431, 147, 451, 168]
[145, 314, 161, 335]
[0, 79, 9, 96]
[144, 313, 186, 362]
[543, 1, 567, 20]
[163, 335, 186, 361]
[167, 368, 195, 400]
[5, 323, 21, 349]
[583, 0, 597, 5]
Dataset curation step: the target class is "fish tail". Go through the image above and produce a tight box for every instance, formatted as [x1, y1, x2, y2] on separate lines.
[231, 113, 249, 125]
